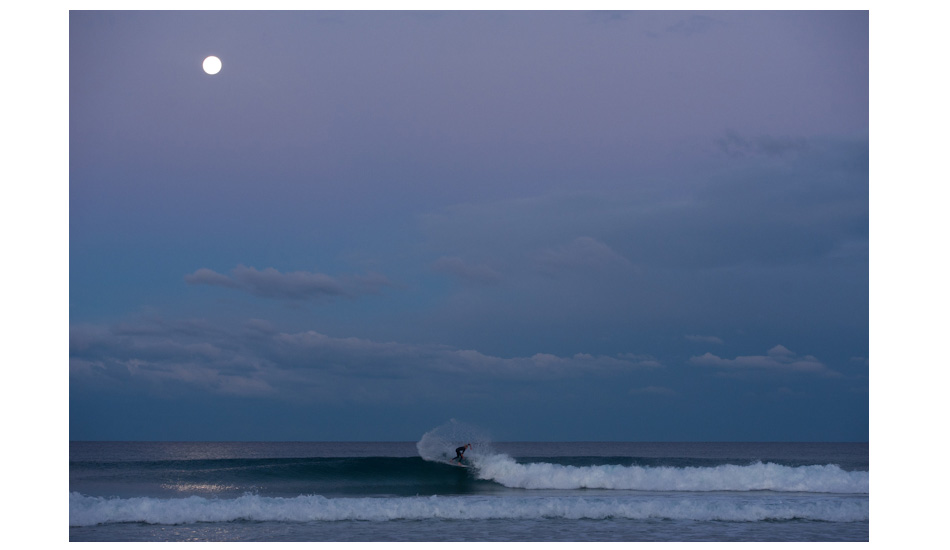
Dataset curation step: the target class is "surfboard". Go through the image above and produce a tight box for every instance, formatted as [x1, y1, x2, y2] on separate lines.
[439, 458, 471, 468]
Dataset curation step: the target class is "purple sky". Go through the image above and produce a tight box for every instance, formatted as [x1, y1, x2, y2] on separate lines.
[68, 10, 868, 441]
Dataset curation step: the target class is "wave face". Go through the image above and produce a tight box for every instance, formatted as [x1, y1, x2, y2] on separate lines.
[70, 456, 497, 499]
[70, 492, 868, 527]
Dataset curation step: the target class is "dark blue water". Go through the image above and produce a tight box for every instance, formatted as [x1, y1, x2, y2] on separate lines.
[69, 440, 868, 542]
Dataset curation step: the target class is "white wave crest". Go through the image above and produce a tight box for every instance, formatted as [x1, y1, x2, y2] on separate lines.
[416, 419, 494, 463]
[69, 492, 868, 527]
[471, 454, 868, 493]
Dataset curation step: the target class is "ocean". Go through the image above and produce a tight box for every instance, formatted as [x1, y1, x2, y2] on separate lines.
[69, 437, 869, 542]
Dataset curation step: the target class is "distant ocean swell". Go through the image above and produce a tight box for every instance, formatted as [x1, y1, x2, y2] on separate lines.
[69, 492, 868, 526]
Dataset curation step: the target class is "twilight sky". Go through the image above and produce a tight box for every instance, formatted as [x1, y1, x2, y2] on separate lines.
[69, 10, 869, 442]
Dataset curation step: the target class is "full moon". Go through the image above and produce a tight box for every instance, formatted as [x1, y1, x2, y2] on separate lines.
[202, 56, 222, 75]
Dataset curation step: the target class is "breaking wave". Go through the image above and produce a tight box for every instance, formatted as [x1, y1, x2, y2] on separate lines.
[471, 454, 868, 494]
[70, 492, 868, 526]
[416, 420, 868, 494]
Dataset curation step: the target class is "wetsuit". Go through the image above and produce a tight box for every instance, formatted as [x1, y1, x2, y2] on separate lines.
[455, 446, 467, 460]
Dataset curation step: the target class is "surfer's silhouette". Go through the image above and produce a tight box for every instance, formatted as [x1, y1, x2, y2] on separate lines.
[453, 443, 472, 462]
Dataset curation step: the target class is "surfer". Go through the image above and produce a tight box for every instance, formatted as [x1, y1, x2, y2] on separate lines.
[453, 443, 472, 462]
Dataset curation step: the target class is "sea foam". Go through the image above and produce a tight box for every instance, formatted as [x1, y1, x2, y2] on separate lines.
[470, 454, 869, 494]
[69, 492, 868, 526]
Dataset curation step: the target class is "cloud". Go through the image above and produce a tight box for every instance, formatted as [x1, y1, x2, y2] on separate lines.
[184, 265, 392, 300]
[431, 256, 503, 285]
[422, 135, 867, 274]
[70, 318, 663, 402]
[717, 131, 811, 159]
[617, 353, 663, 369]
[689, 345, 839, 376]
[69, 319, 279, 397]
[535, 237, 632, 273]
[262, 331, 662, 380]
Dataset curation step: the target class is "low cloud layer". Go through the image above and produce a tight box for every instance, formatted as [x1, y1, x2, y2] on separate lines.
[689, 345, 838, 376]
[185, 265, 392, 300]
[70, 317, 662, 402]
